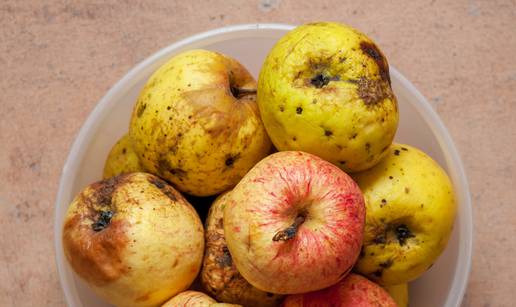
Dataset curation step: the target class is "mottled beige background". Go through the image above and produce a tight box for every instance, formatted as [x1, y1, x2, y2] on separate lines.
[1, 0, 515, 306]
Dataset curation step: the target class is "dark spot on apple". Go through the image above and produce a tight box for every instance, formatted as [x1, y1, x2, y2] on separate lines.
[310, 73, 330, 88]
[373, 269, 383, 278]
[217, 246, 233, 267]
[230, 86, 257, 99]
[401, 147, 408, 151]
[136, 103, 146, 117]
[380, 199, 387, 207]
[365, 143, 371, 152]
[420, 203, 424, 208]
[394, 149, 400, 156]
[266, 292, 274, 297]
[379, 259, 393, 269]
[121, 148, 126, 154]
[339, 160, 346, 165]
[360, 41, 391, 84]
[395, 224, 415, 246]
[389, 176, 393, 179]
[148, 176, 177, 202]
[279, 105, 285, 112]
[167, 106, 171, 110]
[225, 157, 234, 166]
[350, 133, 358, 140]
[324, 129, 333, 136]
[292, 137, 297, 141]
[405, 187, 410, 193]
[312, 98, 317, 104]
[374, 234, 386, 244]
[357, 77, 393, 107]
[92, 210, 114, 232]
[296, 106, 303, 114]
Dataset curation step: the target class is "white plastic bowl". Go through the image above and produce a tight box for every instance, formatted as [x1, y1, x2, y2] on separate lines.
[54, 24, 472, 307]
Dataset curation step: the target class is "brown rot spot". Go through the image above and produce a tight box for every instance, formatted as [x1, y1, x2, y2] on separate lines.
[310, 73, 330, 88]
[216, 246, 233, 267]
[121, 148, 126, 154]
[379, 259, 393, 269]
[405, 187, 410, 194]
[136, 103, 146, 117]
[273, 213, 306, 242]
[167, 106, 171, 110]
[389, 176, 393, 179]
[148, 176, 178, 202]
[380, 199, 387, 207]
[292, 137, 297, 141]
[324, 130, 333, 136]
[296, 106, 303, 114]
[360, 41, 391, 84]
[394, 149, 400, 156]
[374, 234, 386, 244]
[395, 224, 415, 246]
[357, 77, 393, 107]
[92, 211, 113, 231]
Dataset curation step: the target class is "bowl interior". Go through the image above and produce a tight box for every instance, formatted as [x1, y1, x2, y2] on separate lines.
[54, 24, 471, 307]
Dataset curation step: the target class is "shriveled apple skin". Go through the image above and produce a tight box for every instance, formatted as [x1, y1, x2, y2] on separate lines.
[282, 273, 397, 307]
[62, 173, 204, 307]
[353, 144, 456, 285]
[103, 133, 144, 179]
[129, 49, 271, 196]
[258, 22, 398, 172]
[224, 151, 365, 294]
[383, 283, 409, 307]
[201, 192, 283, 306]
[162, 291, 216, 307]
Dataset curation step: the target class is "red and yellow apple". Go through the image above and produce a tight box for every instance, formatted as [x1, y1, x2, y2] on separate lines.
[282, 273, 396, 307]
[224, 151, 365, 294]
[62, 173, 204, 306]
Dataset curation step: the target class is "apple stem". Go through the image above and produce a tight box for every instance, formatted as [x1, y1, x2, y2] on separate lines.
[230, 87, 257, 99]
[272, 214, 306, 242]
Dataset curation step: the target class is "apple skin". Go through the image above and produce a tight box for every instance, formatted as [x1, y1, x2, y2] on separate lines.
[201, 192, 283, 306]
[258, 22, 398, 173]
[62, 173, 204, 307]
[129, 49, 271, 196]
[223, 151, 365, 294]
[353, 144, 456, 285]
[282, 273, 396, 307]
[162, 291, 216, 307]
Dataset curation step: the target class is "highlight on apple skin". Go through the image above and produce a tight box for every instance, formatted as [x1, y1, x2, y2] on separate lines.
[223, 151, 365, 294]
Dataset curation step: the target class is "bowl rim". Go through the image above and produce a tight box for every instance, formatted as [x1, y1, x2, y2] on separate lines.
[53, 23, 472, 307]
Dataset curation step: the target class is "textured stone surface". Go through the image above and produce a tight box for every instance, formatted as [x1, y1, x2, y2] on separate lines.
[0, 0, 515, 306]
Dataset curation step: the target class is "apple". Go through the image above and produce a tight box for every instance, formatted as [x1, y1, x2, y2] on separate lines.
[353, 144, 456, 285]
[62, 173, 204, 306]
[258, 22, 398, 173]
[223, 151, 365, 294]
[129, 49, 271, 196]
[162, 291, 216, 306]
[282, 273, 396, 307]
[201, 192, 283, 306]
[103, 133, 144, 179]
[383, 283, 409, 307]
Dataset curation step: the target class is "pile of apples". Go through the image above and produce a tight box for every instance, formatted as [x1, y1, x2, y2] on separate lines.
[62, 22, 456, 307]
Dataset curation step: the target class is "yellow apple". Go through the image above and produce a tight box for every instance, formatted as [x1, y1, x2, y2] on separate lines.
[258, 22, 398, 172]
[103, 133, 144, 179]
[162, 291, 216, 306]
[384, 283, 409, 307]
[224, 151, 365, 294]
[129, 49, 271, 196]
[201, 192, 283, 306]
[353, 143, 456, 285]
[62, 173, 204, 306]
